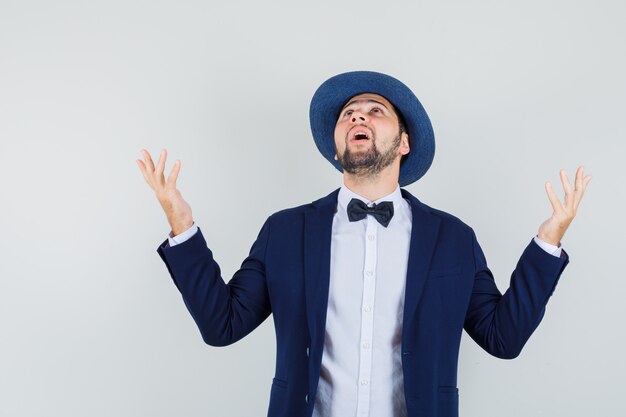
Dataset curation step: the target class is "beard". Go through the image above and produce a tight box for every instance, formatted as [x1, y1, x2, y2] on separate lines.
[336, 131, 402, 177]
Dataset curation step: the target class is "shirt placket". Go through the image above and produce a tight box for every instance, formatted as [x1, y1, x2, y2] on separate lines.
[355, 214, 378, 417]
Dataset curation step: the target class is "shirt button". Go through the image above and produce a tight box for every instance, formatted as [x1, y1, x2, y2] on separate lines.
[367, 234, 375, 241]
[365, 270, 373, 277]
[360, 379, 368, 386]
[363, 342, 370, 349]
[364, 306, 372, 312]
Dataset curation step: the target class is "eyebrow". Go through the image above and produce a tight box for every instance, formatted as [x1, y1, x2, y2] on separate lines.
[340, 99, 390, 112]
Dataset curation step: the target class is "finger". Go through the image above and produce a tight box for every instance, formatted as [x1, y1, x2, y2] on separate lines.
[573, 173, 593, 210]
[560, 169, 574, 208]
[136, 158, 146, 174]
[545, 182, 564, 214]
[575, 165, 584, 189]
[136, 159, 155, 189]
[572, 165, 585, 207]
[141, 149, 156, 172]
[166, 160, 181, 188]
[156, 149, 167, 177]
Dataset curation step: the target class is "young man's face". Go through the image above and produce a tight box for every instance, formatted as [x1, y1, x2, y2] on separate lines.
[333, 93, 410, 177]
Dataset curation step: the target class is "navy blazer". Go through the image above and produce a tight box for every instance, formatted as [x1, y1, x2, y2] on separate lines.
[157, 188, 569, 417]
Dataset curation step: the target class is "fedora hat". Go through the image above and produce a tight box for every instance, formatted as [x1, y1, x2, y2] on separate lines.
[309, 71, 435, 186]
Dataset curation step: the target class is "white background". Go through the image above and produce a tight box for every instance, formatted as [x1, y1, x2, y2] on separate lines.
[1, 0, 624, 415]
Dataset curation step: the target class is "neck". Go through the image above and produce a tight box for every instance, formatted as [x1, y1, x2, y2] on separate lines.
[342, 165, 399, 201]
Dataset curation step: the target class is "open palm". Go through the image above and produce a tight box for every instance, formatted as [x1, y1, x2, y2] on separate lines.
[538, 166, 592, 246]
[136, 149, 194, 235]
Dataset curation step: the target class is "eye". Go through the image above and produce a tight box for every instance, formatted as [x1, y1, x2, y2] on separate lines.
[370, 107, 382, 113]
[343, 109, 353, 117]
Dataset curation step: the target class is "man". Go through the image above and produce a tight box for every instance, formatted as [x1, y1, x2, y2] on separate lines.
[137, 71, 591, 417]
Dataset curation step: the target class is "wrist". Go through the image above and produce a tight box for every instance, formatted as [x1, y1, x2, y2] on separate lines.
[536, 233, 560, 247]
[171, 219, 194, 236]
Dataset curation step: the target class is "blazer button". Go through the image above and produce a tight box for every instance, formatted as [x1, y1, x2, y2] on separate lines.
[306, 347, 309, 357]
[305, 394, 309, 404]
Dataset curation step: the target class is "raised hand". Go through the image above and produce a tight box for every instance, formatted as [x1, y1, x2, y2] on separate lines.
[136, 149, 194, 236]
[537, 166, 592, 247]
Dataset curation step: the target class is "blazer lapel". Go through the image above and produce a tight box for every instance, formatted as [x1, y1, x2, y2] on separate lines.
[303, 189, 338, 357]
[400, 189, 442, 330]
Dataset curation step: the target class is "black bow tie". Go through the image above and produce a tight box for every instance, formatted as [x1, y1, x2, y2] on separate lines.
[347, 198, 394, 227]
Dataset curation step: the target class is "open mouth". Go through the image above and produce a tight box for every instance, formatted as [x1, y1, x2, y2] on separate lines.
[349, 127, 372, 142]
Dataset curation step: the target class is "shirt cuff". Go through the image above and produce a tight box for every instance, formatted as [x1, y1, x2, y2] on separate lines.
[533, 236, 562, 258]
[167, 223, 198, 247]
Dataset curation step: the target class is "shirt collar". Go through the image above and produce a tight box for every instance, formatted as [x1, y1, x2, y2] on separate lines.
[337, 183, 403, 212]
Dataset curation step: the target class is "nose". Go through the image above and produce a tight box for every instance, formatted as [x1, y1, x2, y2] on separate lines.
[350, 112, 366, 123]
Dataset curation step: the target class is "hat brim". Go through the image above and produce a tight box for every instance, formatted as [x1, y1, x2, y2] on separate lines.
[309, 71, 435, 186]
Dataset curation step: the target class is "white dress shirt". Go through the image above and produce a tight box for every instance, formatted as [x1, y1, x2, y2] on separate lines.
[167, 185, 562, 417]
[312, 184, 413, 417]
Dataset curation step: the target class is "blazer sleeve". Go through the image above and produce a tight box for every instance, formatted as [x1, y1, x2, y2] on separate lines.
[463, 229, 569, 359]
[156, 218, 272, 347]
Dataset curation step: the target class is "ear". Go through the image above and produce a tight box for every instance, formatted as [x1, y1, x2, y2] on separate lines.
[399, 133, 410, 156]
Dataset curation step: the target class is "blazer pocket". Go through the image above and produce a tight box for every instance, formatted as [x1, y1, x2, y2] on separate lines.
[438, 386, 459, 410]
[437, 386, 459, 417]
[438, 386, 458, 394]
[272, 377, 288, 388]
[268, 378, 289, 417]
